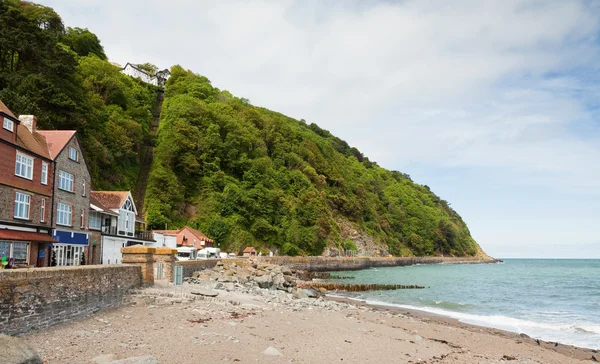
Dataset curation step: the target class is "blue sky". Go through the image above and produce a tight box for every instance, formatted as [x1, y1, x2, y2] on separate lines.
[42, 0, 600, 258]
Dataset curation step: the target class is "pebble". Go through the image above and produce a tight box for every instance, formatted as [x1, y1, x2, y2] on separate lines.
[263, 346, 283, 356]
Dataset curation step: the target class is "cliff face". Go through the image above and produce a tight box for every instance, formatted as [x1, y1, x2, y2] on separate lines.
[145, 66, 489, 258]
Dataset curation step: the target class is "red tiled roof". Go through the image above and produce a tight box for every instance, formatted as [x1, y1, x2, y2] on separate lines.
[90, 191, 130, 210]
[0, 99, 17, 119]
[179, 226, 213, 244]
[243, 246, 256, 253]
[17, 126, 51, 159]
[36, 130, 76, 160]
[0, 229, 57, 243]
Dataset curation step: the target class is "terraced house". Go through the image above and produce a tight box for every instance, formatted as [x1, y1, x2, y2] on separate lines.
[0, 101, 55, 267]
[36, 129, 91, 266]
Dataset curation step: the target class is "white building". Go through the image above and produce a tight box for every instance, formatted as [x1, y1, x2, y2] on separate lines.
[89, 191, 154, 264]
[121, 63, 170, 87]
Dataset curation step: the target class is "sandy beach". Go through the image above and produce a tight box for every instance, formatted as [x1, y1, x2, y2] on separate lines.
[23, 280, 598, 364]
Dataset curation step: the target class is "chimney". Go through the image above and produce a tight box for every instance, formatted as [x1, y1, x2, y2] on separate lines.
[18, 115, 37, 134]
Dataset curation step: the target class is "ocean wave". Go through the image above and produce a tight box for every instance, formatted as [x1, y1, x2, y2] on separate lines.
[343, 298, 600, 349]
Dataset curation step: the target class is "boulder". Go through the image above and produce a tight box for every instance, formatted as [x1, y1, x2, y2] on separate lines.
[0, 334, 43, 364]
[292, 288, 308, 299]
[254, 275, 273, 289]
[303, 288, 317, 298]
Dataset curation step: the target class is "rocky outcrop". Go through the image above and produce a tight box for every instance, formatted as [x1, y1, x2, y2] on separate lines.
[185, 260, 302, 292]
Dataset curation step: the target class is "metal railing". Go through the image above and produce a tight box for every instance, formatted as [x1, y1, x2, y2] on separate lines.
[100, 225, 154, 241]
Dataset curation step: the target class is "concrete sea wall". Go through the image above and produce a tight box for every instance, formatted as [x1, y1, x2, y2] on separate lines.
[0, 265, 142, 335]
[176, 256, 497, 276]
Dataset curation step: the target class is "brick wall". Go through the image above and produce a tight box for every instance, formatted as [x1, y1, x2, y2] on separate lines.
[0, 141, 54, 197]
[0, 265, 142, 335]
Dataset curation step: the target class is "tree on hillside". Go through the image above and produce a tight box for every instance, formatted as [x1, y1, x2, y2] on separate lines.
[61, 27, 107, 60]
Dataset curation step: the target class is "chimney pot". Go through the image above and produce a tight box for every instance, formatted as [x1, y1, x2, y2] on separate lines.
[18, 115, 37, 134]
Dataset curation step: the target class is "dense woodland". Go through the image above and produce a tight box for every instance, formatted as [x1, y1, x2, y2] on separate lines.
[1, 0, 484, 257]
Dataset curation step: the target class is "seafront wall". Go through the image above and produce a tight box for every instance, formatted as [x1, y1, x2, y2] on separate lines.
[0, 265, 142, 335]
[260, 256, 497, 272]
[176, 256, 497, 276]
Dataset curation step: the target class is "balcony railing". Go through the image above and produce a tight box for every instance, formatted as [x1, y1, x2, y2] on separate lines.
[100, 225, 154, 241]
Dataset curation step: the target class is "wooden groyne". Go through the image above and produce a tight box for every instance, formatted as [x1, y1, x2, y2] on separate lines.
[298, 281, 424, 292]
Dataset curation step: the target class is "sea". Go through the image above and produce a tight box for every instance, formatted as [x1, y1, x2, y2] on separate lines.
[328, 259, 600, 350]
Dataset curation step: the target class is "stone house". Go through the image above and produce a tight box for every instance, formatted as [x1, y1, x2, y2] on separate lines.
[149, 226, 214, 250]
[36, 129, 91, 266]
[89, 191, 154, 264]
[243, 246, 257, 257]
[0, 101, 56, 267]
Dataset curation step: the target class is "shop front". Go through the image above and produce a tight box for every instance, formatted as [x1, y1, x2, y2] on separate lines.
[51, 230, 89, 266]
[0, 230, 56, 267]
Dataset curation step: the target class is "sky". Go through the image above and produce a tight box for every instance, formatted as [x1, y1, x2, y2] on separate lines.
[40, 0, 600, 258]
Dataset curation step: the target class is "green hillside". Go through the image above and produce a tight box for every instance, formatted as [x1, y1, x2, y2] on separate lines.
[1, 0, 486, 257]
[145, 67, 483, 257]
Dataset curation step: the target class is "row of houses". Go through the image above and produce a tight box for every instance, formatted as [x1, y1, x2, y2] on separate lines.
[0, 100, 188, 268]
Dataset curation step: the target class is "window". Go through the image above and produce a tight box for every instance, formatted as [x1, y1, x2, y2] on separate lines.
[41, 162, 48, 185]
[80, 208, 85, 229]
[57, 203, 72, 226]
[69, 147, 78, 161]
[3, 117, 14, 132]
[14, 192, 30, 219]
[89, 211, 102, 230]
[40, 198, 45, 223]
[82, 180, 86, 197]
[0, 241, 29, 264]
[15, 153, 33, 180]
[58, 171, 74, 192]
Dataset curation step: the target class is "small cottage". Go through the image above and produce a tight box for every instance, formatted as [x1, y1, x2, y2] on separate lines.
[242, 246, 257, 257]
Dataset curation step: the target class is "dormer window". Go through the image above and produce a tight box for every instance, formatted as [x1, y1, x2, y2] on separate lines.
[69, 147, 78, 161]
[3, 117, 14, 132]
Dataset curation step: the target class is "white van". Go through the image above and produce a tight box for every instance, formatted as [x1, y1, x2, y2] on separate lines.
[176, 247, 197, 261]
[206, 247, 220, 259]
[197, 249, 209, 259]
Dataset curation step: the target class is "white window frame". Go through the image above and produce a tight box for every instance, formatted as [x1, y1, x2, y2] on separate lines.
[80, 208, 85, 229]
[14, 192, 31, 220]
[0, 241, 29, 265]
[82, 180, 86, 197]
[3, 117, 14, 132]
[58, 170, 74, 192]
[89, 211, 102, 230]
[40, 198, 45, 223]
[15, 152, 34, 180]
[57, 203, 72, 226]
[69, 147, 78, 161]
[41, 162, 48, 185]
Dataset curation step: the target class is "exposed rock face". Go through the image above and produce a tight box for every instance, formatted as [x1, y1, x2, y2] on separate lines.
[0, 334, 43, 364]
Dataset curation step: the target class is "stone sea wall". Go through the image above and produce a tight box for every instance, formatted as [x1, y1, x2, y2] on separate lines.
[0, 265, 142, 335]
[260, 256, 498, 272]
[176, 256, 497, 277]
